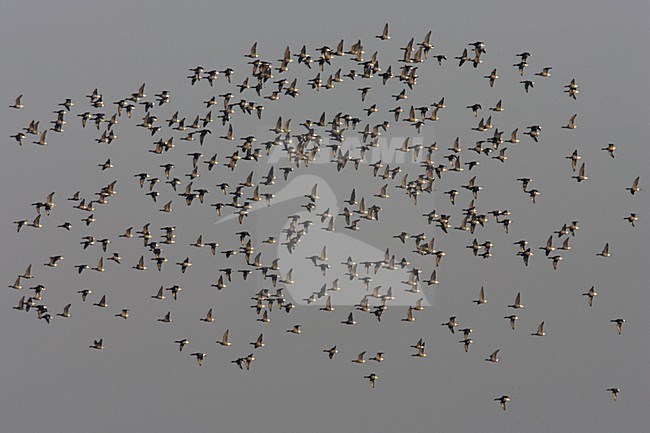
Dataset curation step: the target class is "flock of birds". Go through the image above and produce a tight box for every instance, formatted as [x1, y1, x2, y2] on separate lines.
[6, 24, 641, 410]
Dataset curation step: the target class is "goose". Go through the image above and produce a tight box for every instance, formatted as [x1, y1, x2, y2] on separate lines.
[564, 79, 579, 99]
[93, 295, 107, 308]
[320, 296, 335, 312]
[352, 351, 366, 364]
[597, 243, 610, 257]
[528, 189, 540, 204]
[484, 69, 498, 87]
[610, 318, 626, 334]
[324, 346, 338, 359]
[607, 388, 620, 401]
[364, 373, 378, 388]
[200, 308, 214, 322]
[13, 296, 25, 311]
[535, 67, 552, 77]
[369, 352, 384, 362]
[10, 95, 24, 109]
[520, 80, 534, 93]
[402, 306, 416, 322]
[532, 321, 546, 336]
[92, 257, 104, 272]
[33, 131, 47, 145]
[563, 114, 578, 129]
[14, 220, 29, 232]
[214, 329, 231, 347]
[10, 132, 26, 145]
[412, 343, 427, 358]
[582, 286, 598, 306]
[602, 143, 616, 158]
[549, 255, 563, 270]
[508, 293, 524, 309]
[191, 353, 206, 366]
[165, 285, 183, 301]
[341, 312, 357, 325]
[558, 238, 571, 251]
[626, 176, 640, 195]
[376, 23, 390, 40]
[572, 163, 588, 182]
[133, 256, 146, 270]
[57, 304, 71, 318]
[442, 316, 458, 333]
[490, 99, 504, 112]
[505, 315, 519, 330]
[473, 287, 487, 305]
[175, 339, 189, 351]
[90, 339, 104, 350]
[514, 60, 528, 75]
[624, 213, 638, 227]
[460, 338, 473, 352]
[45, 255, 63, 267]
[566, 150, 581, 171]
[176, 257, 192, 274]
[455, 48, 470, 66]
[495, 395, 510, 411]
[116, 309, 129, 319]
[288, 324, 302, 334]
[78, 289, 92, 302]
[8, 277, 22, 290]
[251, 334, 264, 349]
[158, 312, 172, 323]
[486, 349, 500, 363]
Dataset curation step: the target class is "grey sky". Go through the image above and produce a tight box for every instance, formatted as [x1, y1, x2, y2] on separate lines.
[1, 1, 649, 432]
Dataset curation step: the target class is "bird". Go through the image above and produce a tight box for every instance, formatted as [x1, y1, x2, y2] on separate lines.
[572, 163, 588, 182]
[532, 321, 546, 336]
[175, 339, 189, 351]
[341, 312, 357, 325]
[508, 293, 524, 309]
[484, 68, 498, 87]
[473, 286, 487, 305]
[376, 23, 390, 40]
[602, 143, 616, 158]
[324, 346, 338, 359]
[93, 295, 107, 308]
[597, 243, 611, 257]
[57, 304, 71, 318]
[191, 352, 206, 366]
[624, 213, 638, 227]
[251, 333, 264, 349]
[352, 351, 366, 364]
[442, 316, 458, 333]
[45, 255, 63, 268]
[217, 329, 231, 346]
[200, 308, 214, 322]
[626, 177, 640, 195]
[495, 395, 510, 411]
[78, 289, 92, 302]
[364, 373, 378, 388]
[610, 318, 626, 334]
[10, 95, 24, 109]
[505, 315, 519, 330]
[582, 286, 598, 306]
[485, 349, 500, 363]
[607, 388, 620, 401]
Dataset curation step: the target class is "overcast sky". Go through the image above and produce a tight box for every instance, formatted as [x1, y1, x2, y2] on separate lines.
[1, 1, 649, 432]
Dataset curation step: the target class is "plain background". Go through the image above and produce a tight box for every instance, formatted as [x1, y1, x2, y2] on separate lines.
[1, 1, 649, 432]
